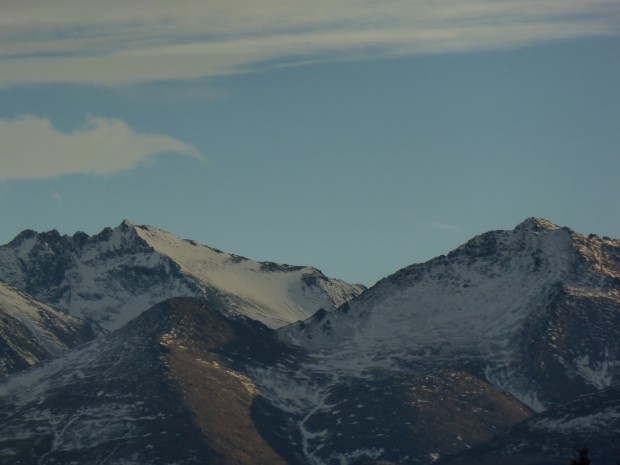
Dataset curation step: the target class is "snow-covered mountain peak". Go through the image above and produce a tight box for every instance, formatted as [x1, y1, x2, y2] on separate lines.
[94, 220, 151, 252]
[514, 217, 562, 233]
[281, 220, 620, 410]
[5, 221, 149, 262]
[282, 220, 576, 355]
[119, 218, 137, 228]
[0, 222, 364, 331]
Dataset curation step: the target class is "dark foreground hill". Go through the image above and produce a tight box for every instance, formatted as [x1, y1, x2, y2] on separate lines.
[0, 297, 300, 465]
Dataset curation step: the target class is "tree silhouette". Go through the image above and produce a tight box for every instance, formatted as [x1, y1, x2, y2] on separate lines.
[570, 446, 591, 465]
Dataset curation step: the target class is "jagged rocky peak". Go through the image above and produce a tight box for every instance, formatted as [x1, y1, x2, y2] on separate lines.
[120, 218, 137, 228]
[509, 217, 620, 281]
[377, 218, 573, 290]
[5, 220, 148, 257]
[113, 218, 139, 238]
[514, 216, 562, 232]
[0, 220, 364, 330]
[116, 219, 151, 239]
[7, 229, 37, 247]
[7, 227, 68, 256]
[89, 219, 152, 250]
[438, 217, 583, 273]
[509, 218, 620, 275]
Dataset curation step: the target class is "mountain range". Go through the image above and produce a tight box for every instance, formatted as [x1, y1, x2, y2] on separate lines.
[0, 218, 618, 465]
[0, 220, 364, 331]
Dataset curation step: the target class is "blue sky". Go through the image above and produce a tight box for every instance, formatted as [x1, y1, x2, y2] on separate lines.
[1, 1, 619, 286]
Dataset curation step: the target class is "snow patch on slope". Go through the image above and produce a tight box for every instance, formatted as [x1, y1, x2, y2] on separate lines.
[132, 223, 363, 328]
[572, 355, 617, 390]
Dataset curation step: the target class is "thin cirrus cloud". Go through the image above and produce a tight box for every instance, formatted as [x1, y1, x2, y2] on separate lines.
[0, 0, 618, 88]
[0, 115, 204, 180]
[425, 221, 461, 233]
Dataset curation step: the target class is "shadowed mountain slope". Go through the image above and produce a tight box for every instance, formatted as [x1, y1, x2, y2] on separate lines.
[0, 297, 296, 465]
[0, 281, 98, 377]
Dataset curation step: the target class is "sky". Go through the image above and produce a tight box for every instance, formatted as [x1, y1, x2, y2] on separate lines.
[1, 1, 619, 286]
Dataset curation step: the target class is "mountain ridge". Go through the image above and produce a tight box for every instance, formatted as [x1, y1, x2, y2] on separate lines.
[0, 220, 365, 330]
[280, 218, 620, 410]
[0, 217, 618, 465]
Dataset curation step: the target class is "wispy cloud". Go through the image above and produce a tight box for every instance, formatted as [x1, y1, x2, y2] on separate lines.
[50, 188, 63, 207]
[0, 115, 203, 180]
[425, 220, 461, 233]
[1, 0, 618, 88]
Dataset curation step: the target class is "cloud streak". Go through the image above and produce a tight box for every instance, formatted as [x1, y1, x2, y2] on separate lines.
[1, 0, 618, 88]
[425, 221, 461, 233]
[0, 115, 203, 179]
